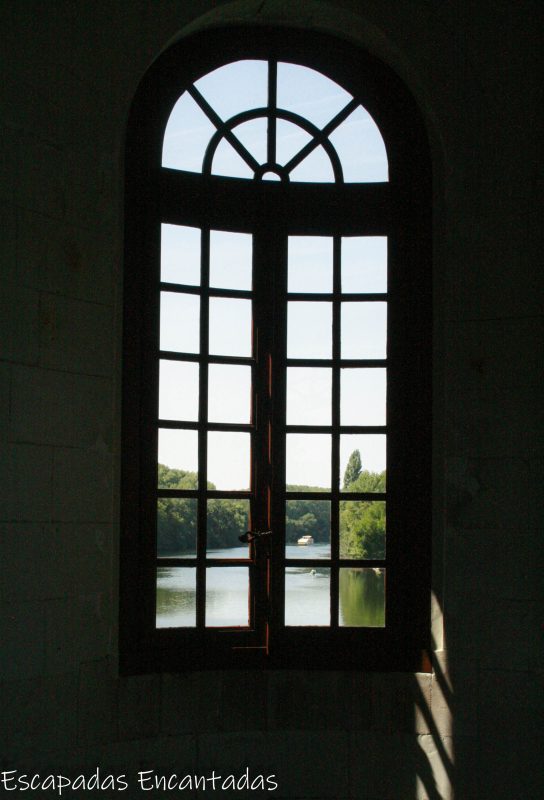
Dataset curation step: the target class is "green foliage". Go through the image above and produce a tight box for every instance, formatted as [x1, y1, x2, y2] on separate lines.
[157, 465, 248, 554]
[342, 449, 362, 489]
[339, 498, 385, 559]
[157, 460, 386, 558]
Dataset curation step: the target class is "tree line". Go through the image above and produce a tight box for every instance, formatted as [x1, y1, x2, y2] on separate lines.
[157, 450, 385, 559]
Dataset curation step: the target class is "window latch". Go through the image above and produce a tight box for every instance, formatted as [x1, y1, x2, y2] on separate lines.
[238, 530, 272, 544]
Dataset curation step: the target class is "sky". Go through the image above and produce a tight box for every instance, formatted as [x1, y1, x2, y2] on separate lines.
[157, 59, 389, 490]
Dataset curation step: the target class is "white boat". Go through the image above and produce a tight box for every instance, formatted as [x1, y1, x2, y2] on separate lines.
[297, 535, 314, 545]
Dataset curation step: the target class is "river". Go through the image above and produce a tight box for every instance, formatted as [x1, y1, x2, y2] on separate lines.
[156, 543, 385, 628]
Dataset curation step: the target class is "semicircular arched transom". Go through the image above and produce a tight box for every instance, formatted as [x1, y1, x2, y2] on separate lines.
[162, 60, 388, 184]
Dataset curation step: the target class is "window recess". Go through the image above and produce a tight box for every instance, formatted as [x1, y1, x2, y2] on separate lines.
[121, 27, 432, 673]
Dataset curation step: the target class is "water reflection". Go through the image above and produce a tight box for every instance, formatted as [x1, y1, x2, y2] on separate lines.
[156, 566, 196, 627]
[339, 568, 385, 627]
[156, 548, 385, 628]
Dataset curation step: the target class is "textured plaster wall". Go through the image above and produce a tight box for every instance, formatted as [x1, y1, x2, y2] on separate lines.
[0, 2, 542, 799]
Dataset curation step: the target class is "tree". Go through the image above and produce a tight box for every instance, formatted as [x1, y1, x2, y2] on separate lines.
[343, 449, 362, 489]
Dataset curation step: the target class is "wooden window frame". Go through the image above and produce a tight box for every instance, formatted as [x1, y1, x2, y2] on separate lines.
[120, 26, 432, 674]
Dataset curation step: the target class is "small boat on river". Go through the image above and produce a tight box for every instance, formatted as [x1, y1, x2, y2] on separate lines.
[297, 535, 314, 545]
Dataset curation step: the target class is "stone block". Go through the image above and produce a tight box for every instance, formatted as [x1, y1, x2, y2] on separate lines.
[0, 672, 78, 760]
[0, 599, 45, 680]
[52, 446, 112, 523]
[117, 674, 161, 741]
[445, 456, 540, 530]
[38, 292, 113, 376]
[268, 669, 350, 731]
[10, 364, 112, 450]
[77, 658, 118, 747]
[16, 208, 115, 305]
[17, 135, 67, 219]
[350, 731, 426, 799]
[45, 592, 112, 674]
[0, 442, 54, 521]
[0, 280, 40, 365]
[160, 672, 200, 736]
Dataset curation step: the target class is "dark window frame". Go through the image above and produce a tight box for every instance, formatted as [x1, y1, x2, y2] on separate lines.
[121, 26, 432, 674]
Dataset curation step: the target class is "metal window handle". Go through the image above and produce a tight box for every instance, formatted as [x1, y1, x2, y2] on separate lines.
[238, 530, 272, 543]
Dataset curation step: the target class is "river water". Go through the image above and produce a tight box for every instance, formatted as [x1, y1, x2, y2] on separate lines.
[156, 543, 384, 628]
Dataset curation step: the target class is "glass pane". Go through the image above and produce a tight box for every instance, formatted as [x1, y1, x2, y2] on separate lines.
[285, 500, 331, 557]
[210, 230, 252, 291]
[195, 60, 267, 122]
[341, 302, 387, 359]
[288, 236, 332, 293]
[289, 145, 335, 182]
[208, 364, 251, 424]
[286, 367, 331, 426]
[157, 498, 197, 557]
[285, 567, 330, 626]
[212, 139, 254, 179]
[209, 297, 252, 357]
[232, 118, 267, 166]
[162, 91, 216, 172]
[160, 292, 200, 354]
[161, 224, 200, 286]
[339, 568, 385, 627]
[277, 62, 353, 129]
[275, 118, 313, 167]
[158, 429, 198, 486]
[287, 302, 332, 359]
[156, 567, 196, 628]
[341, 368, 386, 426]
[340, 500, 386, 560]
[206, 567, 249, 627]
[286, 434, 331, 490]
[342, 237, 387, 294]
[159, 360, 199, 421]
[340, 435, 386, 490]
[207, 431, 250, 490]
[329, 104, 388, 183]
[207, 499, 250, 555]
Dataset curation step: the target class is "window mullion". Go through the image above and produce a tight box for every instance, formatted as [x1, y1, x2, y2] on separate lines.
[196, 228, 210, 629]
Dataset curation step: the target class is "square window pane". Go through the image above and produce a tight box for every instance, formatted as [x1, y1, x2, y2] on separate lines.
[207, 431, 250, 490]
[288, 302, 332, 359]
[340, 501, 386, 559]
[342, 237, 387, 293]
[340, 435, 386, 491]
[285, 500, 331, 558]
[207, 499, 250, 555]
[160, 292, 200, 353]
[286, 434, 331, 490]
[339, 568, 385, 627]
[161, 223, 200, 285]
[209, 297, 252, 357]
[206, 567, 249, 627]
[159, 360, 199, 421]
[285, 567, 330, 625]
[210, 230, 252, 291]
[156, 566, 196, 628]
[157, 498, 197, 557]
[341, 302, 387, 359]
[208, 364, 251, 424]
[341, 369, 386, 426]
[287, 367, 331, 425]
[158, 429, 198, 487]
[288, 236, 333, 293]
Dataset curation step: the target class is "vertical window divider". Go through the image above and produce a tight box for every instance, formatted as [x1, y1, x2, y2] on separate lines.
[330, 235, 341, 628]
[267, 60, 277, 166]
[197, 228, 210, 628]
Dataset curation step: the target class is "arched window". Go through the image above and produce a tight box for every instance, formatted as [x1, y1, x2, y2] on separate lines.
[121, 27, 432, 672]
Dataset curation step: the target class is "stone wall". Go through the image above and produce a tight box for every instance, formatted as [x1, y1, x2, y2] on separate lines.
[1, 2, 542, 798]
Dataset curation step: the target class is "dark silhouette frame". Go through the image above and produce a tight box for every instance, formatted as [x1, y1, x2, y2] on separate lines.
[120, 25, 432, 673]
